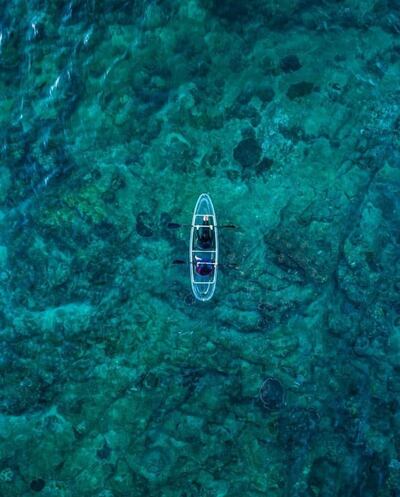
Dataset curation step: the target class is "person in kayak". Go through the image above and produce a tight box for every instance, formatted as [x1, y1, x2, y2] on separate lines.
[197, 215, 213, 249]
[194, 255, 214, 276]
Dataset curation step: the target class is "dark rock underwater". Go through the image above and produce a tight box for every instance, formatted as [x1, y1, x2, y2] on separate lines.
[0, 0, 400, 496]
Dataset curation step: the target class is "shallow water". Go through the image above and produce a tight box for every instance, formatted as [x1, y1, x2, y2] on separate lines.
[1, 1, 400, 496]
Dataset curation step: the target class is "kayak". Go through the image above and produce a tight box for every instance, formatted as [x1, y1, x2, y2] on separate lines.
[189, 193, 218, 301]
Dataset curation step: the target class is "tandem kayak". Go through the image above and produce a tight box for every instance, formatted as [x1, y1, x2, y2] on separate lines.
[189, 194, 218, 302]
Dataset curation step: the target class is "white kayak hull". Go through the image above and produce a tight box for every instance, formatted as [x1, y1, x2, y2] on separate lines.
[189, 193, 218, 302]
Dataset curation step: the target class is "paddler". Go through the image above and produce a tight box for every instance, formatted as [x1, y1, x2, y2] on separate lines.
[197, 215, 213, 249]
[194, 255, 214, 276]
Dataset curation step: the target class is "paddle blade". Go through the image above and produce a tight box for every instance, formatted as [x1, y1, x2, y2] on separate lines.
[172, 259, 187, 265]
[222, 224, 237, 229]
[167, 223, 181, 229]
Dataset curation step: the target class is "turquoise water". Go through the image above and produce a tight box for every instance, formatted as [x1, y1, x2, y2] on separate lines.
[1, 1, 400, 495]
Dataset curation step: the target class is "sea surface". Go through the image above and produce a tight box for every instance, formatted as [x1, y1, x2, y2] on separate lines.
[0, 1, 400, 496]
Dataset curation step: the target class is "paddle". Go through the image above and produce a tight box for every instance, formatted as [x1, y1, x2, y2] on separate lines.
[168, 222, 237, 229]
[172, 259, 238, 268]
